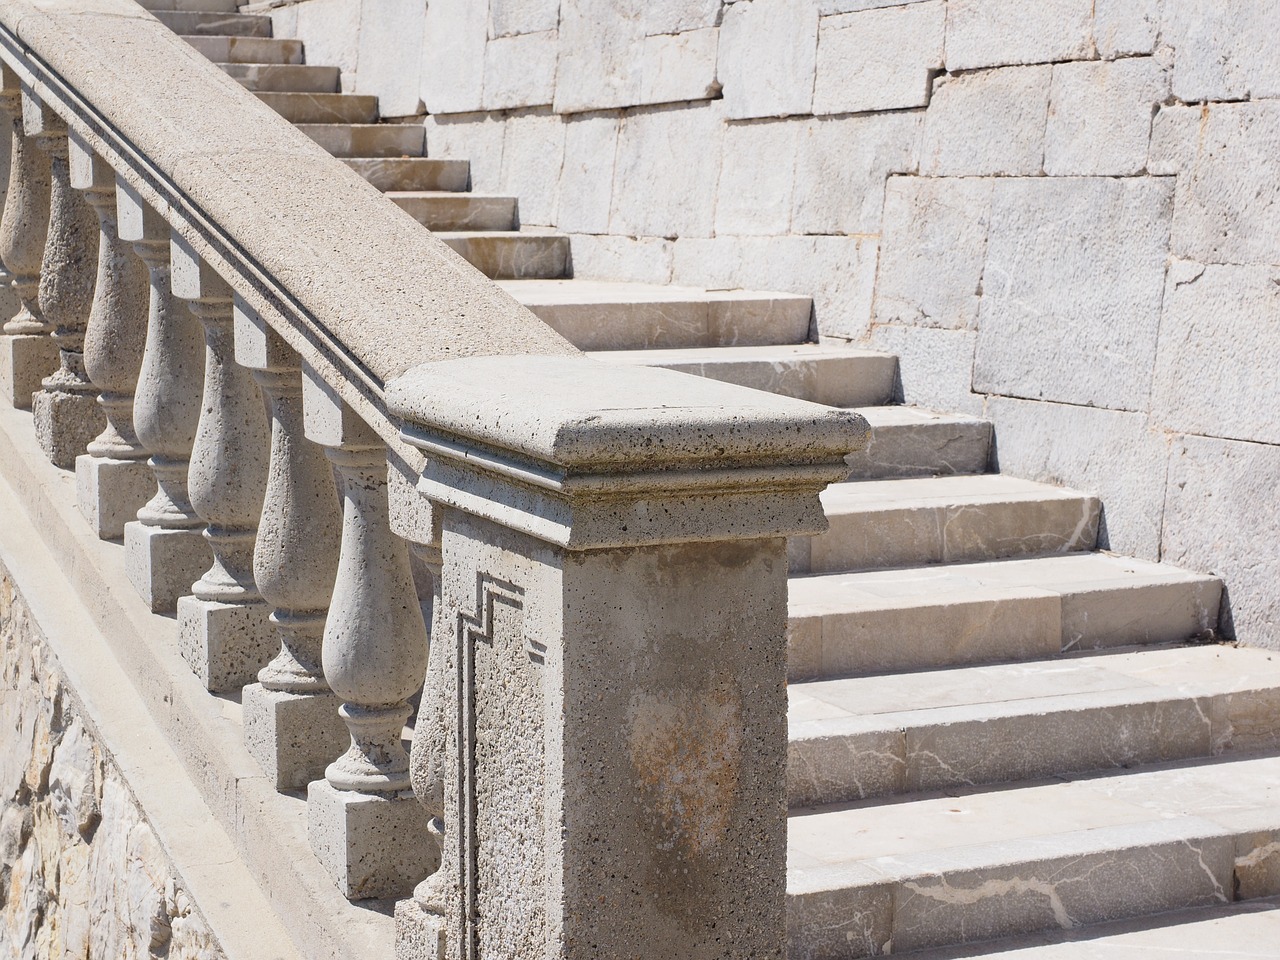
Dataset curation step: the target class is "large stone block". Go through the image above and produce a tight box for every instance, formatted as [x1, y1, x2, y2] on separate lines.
[1163, 435, 1280, 645]
[715, 120, 798, 236]
[813, 1, 945, 115]
[639, 0, 722, 34]
[866, 324, 983, 416]
[294, 0, 360, 90]
[1045, 57, 1169, 176]
[792, 112, 921, 236]
[499, 111, 565, 227]
[483, 30, 558, 111]
[718, 0, 818, 119]
[873, 175, 991, 330]
[1168, 101, 1280, 265]
[672, 235, 876, 340]
[556, 113, 619, 234]
[424, 113, 504, 192]
[355, 0, 425, 116]
[564, 234, 674, 284]
[973, 177, 1173, 410]
[553, 0, 640, 113]
[420, 0, 485, 114]
[637, 27, 719, 107]
[1164, 0, 1280, 102]
[986, 396, 1168, 560]
[1094, 0, 1161, 57]
[945, 0, 1092, 71]
[489, 0, 560, 37]
[1148, 104, 1200, 175]
[610, 102, 724, 238]
[920, 66, 1050, 176]
[1153, 262, 1280, 445]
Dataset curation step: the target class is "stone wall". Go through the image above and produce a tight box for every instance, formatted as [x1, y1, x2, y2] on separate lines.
[0, 571, 225, 960]
[265, 0, 1280, 646]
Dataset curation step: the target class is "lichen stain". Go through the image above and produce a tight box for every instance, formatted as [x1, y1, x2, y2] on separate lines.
[626, 683, 741, 860]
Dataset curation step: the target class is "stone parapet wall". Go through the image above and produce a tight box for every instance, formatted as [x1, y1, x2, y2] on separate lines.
[0, 569, 225, 960]
[265, 0, 1280, 646]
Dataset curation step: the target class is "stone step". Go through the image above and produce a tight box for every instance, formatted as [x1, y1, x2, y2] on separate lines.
[255, 92, 380, 124]
[182, 35, 303, 64]
[787, 752, 1280, 958]
[343, 157, 470, 192]
[154, 10, 272, 35]
[138, 0, 238, 10]
[590, 344, 896, 407]
[388, 192, 518, 231]
[791, 475, 1100, 575]
[845, 405, 992, 480]
[787, 643, 1280, 807]
[497, 280, 813, 350]
[295, 123, 425, 159]
[787, 552, 1222, 681]
[904, 896, 1280, 960]
[221, 63, 340, 93]
[437, 231, 570, 280]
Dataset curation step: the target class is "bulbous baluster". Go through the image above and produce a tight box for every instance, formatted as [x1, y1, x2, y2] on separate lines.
[116, 179, 208, 613]
[24, 91, 103, 466]
[170, 240, 273, 692]
[0, 69, 55, 409]
[237, 301, 346, 790]
[68, 134, 152, 539]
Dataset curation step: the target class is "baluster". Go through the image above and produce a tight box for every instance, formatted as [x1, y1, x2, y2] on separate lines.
[0, 68, 55, 409]
[116, 180, 208, 613]
[236, 300, 347, 790]
[302, 369, 431, 900]
[23, 90, 103, 466]
[169, 237, 273, 691]
[68, 133, 152, 539]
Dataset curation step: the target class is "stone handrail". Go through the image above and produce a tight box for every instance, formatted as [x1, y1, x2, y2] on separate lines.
[0, 0, 871, 957]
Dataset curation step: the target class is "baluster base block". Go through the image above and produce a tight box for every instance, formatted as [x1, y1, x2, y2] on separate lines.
[32, 388, 103, 468]
[0, 334, 59, 410]
[393, 898, 446, 960]
[177, 596, 275, 692]
[124, 520, 209, 613]
[243, 682, 348, 791]
[306, 780, 434, 901]
[75, 454, 153, 540]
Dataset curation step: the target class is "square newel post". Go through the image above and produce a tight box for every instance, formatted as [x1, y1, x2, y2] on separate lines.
[387, 355, 868, 960]
[0, 67, 55, 409]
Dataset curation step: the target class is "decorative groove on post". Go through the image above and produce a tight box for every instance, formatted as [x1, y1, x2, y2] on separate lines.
[116, 179, 208, 613]
[171, 238, 272, 692]
[302, 367, 432, 901]
[0, 67, 55, 409]
[24, 89, 103, 466]
[69, 132, 152, 539]
[236, 297, 348, 788]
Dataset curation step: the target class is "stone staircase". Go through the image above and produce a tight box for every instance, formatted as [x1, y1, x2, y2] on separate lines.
[153, 2, 1280, 956]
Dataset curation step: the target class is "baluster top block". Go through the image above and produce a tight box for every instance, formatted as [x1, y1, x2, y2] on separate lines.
[170, 231, 231, 302]
[114, 176, 168, 245]
[68, 131, 113, 192]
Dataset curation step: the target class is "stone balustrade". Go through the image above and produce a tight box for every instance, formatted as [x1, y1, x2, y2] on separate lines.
[0, 0, 868, 956]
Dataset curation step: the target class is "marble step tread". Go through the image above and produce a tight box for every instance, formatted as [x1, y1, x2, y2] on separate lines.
[590, 344, 895, 408]
[220, 63, 340, 93]
[845, 406, 992, 481]
[256, 92, 379, 124]
[787, 752, 1280, 958]
[387, 191, 518, 231]
[437, 230, 569, 280]
[903, 896, 1280, 959]
[181, 34, 302, 63]
[343, 157, 470, 192]
[788, 643, 1280, 807]
[793, 475, 1100, 574]
[787, 552, 1222, 681]
[501, 279, 812, 350]
[296, 123, 426, 158]
[155, 9, 271, 35]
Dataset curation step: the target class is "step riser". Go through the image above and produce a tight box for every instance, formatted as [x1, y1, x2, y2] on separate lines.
[791, 497, 1100, 574]
[298, 125, 425, 158]
[528, 300, 813, 351]
[441, 236, 569, 280]
[844, 420, 992, 480]
[257, 93, 379, 124]
[183, 36, 303, 64]
[155, 10, 271, 35]
[788, 685, 1280, 807]
[222, 64, 340, 93]
[344, 158, 470, 192]
[629, 356, 895, 408]
[787, 578, 1222, 681]
[391, 196, 517, 232]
